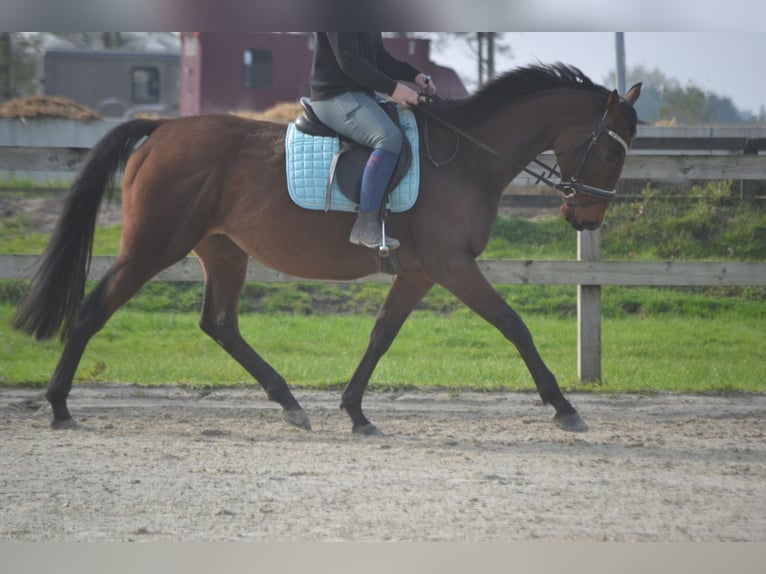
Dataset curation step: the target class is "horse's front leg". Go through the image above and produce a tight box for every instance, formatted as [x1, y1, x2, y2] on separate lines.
[434, 257, 587, 432]
[341, 273, 434, 435]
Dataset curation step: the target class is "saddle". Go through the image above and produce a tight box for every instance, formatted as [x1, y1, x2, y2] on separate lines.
[294, 97, 413, 211]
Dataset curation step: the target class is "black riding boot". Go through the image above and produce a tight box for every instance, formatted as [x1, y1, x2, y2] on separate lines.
[349, 210, 400, 250]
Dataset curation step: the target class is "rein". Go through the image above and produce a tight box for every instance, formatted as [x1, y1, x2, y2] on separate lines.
[415, 95, 629, 203]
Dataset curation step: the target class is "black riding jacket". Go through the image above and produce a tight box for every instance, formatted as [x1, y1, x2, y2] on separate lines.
[310, 33, 421, 101]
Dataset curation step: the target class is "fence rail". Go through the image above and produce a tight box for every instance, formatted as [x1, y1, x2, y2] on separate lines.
[0, 146, 88, 172]
[2, 124, 765, 383]
[2, 254, 764, 287]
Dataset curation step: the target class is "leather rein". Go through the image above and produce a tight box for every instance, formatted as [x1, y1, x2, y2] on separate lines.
[415, 95, 630, 204]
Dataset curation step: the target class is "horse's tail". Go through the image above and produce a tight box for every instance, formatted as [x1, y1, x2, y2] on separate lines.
[13, 118, 164, 342]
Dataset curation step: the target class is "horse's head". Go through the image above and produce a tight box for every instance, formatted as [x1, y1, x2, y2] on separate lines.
[555, 83, 642, 231]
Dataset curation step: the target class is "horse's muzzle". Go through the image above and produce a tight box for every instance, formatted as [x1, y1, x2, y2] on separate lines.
[571, 219, 601, 232]
[563, 206, 602, 231]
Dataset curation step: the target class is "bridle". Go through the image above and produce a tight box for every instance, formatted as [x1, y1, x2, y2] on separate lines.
[416, 95, 631, 206]
[555, 108, 631, 204]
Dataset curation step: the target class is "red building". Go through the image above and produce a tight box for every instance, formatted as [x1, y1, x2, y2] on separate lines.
[180, 33, 467, 116]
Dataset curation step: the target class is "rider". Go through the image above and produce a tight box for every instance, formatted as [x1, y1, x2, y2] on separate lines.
[309, 33, 437, 250]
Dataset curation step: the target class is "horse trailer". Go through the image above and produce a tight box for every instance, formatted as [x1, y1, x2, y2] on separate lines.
[43, 49, 180, 118]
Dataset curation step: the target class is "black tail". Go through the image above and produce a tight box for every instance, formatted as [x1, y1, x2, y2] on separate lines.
[12, 118, 164, 341]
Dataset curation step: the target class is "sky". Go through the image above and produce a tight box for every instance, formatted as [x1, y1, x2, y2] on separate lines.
[429, 32, 766, 117]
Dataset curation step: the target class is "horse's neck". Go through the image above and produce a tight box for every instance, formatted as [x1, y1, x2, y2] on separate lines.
[471, 90, 602, 183]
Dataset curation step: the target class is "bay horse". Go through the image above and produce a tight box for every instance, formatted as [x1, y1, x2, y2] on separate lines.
[13, 63, 641, 435]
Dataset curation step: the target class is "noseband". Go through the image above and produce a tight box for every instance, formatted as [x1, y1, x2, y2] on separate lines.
[417, 100, 630, 205]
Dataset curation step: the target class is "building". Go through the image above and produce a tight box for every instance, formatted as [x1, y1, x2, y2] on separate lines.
[180, 33, 467, 116]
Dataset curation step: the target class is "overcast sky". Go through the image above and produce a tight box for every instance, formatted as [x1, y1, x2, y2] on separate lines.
[430, 32, 766, 116]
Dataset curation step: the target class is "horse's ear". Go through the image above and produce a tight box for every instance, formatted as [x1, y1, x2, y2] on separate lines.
[624, 82, 642, 104]
[607, 89, 621, 118]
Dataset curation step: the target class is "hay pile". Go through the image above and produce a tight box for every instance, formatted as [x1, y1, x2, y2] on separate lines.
[0, 96, 103, 122]
[231, 101, 302, 123]
[0, 97, 303, 123]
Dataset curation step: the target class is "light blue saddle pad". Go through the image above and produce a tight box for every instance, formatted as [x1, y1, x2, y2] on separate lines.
[285, 106, 420, 213]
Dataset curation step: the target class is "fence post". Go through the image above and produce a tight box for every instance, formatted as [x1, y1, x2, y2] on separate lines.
[577, 229, 602, 382]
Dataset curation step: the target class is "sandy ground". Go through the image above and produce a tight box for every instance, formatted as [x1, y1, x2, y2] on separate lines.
[1, 384, 764, 542]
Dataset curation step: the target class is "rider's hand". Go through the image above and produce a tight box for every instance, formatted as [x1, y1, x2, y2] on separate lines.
[391, 82, 420, 106]
[415, 73, 437, 96]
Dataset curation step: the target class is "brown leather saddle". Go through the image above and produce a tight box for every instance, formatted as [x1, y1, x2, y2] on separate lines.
[294, 97, 413, 211]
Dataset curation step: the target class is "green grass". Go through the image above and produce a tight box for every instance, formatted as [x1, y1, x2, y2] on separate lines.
[2, 304, 764, 393]
[0, 177, 74, 191]
[0, 219, 122, 255]
[484, 216, 575, 259]
[601, 181, 766, 261]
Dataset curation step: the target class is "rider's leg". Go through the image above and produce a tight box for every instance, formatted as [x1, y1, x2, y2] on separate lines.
[311, 92, 402, 249]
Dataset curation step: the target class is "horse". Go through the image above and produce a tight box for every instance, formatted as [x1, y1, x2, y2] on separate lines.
[13, 63, 641, 435]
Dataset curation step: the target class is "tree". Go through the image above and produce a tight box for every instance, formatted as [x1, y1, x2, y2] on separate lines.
[0, 33, 10, 100]
[607, 64, 754, 124]
[429, 33, 512, 88]
[704, 93, 743, 124]
[0, 33, 43, 100]
[660, 84, 714, 123]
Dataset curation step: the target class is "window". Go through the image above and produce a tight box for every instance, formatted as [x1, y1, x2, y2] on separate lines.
[132, 67, 160, 103]
[243, 49, 273, 89]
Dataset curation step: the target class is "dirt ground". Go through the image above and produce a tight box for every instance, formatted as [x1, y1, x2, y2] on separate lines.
[0, 195, 123, 233]
[1, 384, 764, 542]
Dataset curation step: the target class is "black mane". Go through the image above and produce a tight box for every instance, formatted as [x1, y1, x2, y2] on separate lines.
[423, 63, 611, 127]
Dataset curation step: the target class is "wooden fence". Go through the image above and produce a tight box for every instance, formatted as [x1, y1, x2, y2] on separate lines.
[2, 125, 765, 382]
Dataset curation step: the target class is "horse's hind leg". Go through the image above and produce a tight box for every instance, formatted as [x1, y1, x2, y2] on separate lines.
[341, 273, 434, 435]
[194, 235, 310, 431]
[45, 279, 112, 427]
[46, 257, 173, 427]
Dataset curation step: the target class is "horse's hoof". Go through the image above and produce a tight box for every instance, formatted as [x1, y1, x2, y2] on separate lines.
[50, 417, 79, 430]
[352, 423, 385, 437]
[282, 408, 312, 431]
[554, 411, 588, 432]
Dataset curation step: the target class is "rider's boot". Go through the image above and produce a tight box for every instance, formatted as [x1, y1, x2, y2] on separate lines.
[350, 148, 399, 250]
[349, 210, 400, 249]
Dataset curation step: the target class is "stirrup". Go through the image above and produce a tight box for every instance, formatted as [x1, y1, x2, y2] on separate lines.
[379, 218, 391, 257]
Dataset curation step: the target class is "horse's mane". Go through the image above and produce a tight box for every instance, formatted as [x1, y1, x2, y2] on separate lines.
[422, 63, 613, 127]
